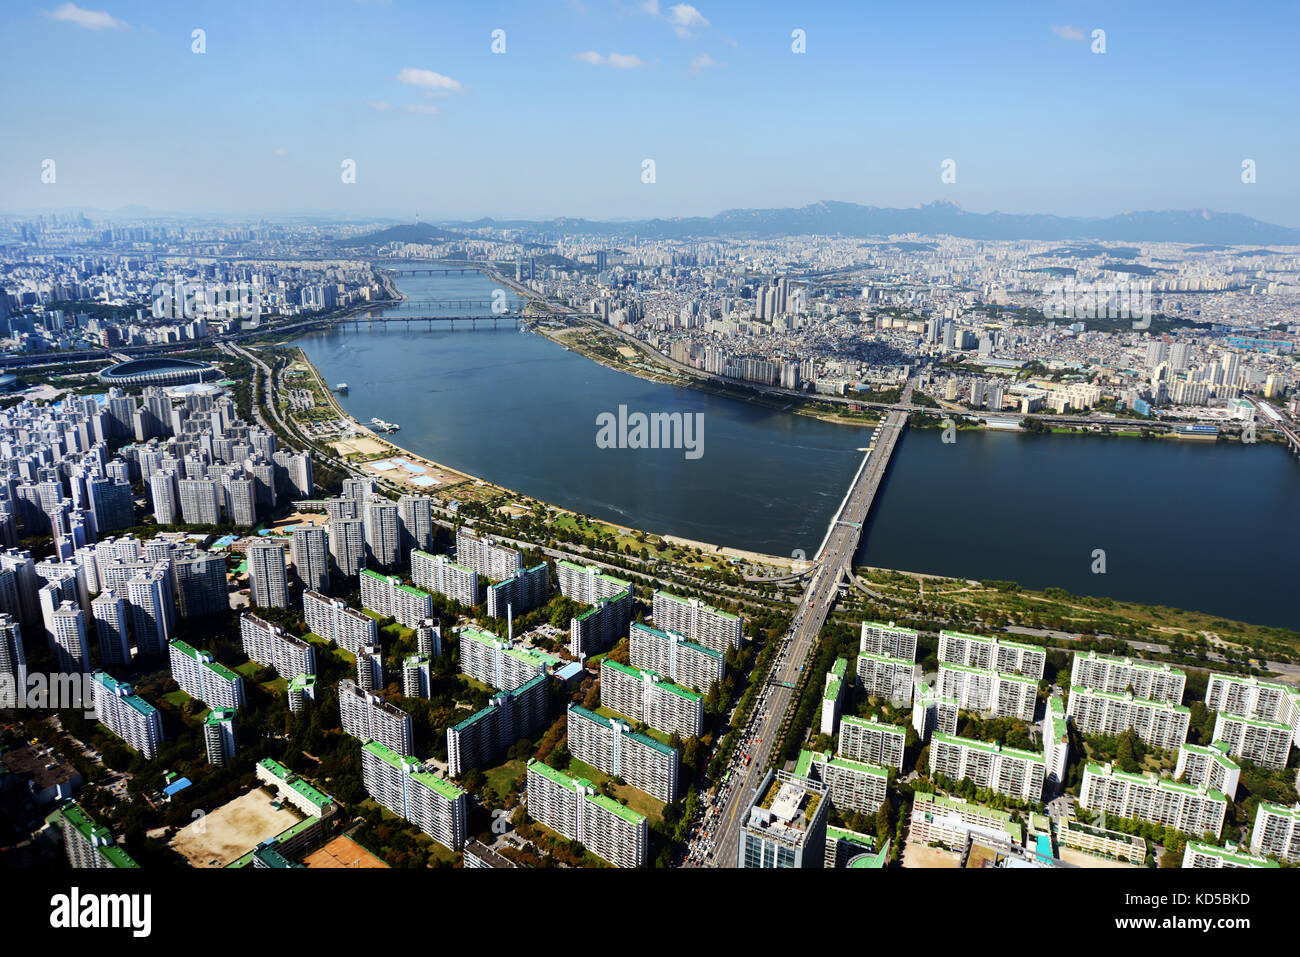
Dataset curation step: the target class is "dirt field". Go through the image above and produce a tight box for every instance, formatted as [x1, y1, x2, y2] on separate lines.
[170, 790, 301, 867]
[331, 436, 388, 457]
[903, 842, 961, 869]
[303, 835, 389, 869]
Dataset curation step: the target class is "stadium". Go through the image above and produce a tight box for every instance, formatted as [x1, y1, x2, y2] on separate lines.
[97, 356, 220, 388]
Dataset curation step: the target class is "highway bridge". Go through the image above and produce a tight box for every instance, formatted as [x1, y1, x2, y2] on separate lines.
[699, 407, 908, 868]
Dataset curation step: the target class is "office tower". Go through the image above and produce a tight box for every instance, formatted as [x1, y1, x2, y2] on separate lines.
[168, 638, 245, 710]
[1249, 802, 1300, 863]
[837, 715, 907, 771]
[628, 621, 725, 694]
[178, 477, 220, 525]
[240, 613, 316, 680]
[937, 631, 1046, 680]
[338, 677, 412, 754]
[486, 562, 550, 618]
[1176, 742, 1241, 799]
[0, 613, 27, 703]
[446, 676, 549, 777]
[174, 552, 228, 618]
[1070, 652, 1186, 706]
[397, 494, 434, 559]
[302, 590, 377, 654]
[328, 516, 365, 579]
[738, 770, 828, 869]
[362, 741, 466, 852]
[937, 662, 1037, 721]
[356, 644, 383, 691]
[401, 654, 432, 698]
[651, 590, 742, 654]
[1080, 763, 1227, 840]
[599, 660, 703, 737]
[127, 567, 174, 656]
[929, 733, 1047, 802]
[1066, 687, 1191, 751]
[204, 709, 237, 766]
[363, 499, 400, 571]
[410, 550, 479, 607]
[794, 749, 888, 815]
[455, 529, 523, 581]
[459, 626, 558, 691]
[566, 703, 679, 802]
[45, 803, 138, 869]
[859, 621, 919, 661]
[359, 569, 433, 629]
[90, 671, 163, 759]
[525, 760, 648, 868]
[91, 591, 130, 668]
[247, 538, 289, 609]
[50, 601, 91, 674]
[291, 525, 328, 594]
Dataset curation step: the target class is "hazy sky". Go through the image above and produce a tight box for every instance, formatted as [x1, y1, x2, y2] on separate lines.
[2, 0, 1297, 223]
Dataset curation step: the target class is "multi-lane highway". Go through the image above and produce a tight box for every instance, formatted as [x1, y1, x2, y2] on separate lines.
[693, 408, 907, 867]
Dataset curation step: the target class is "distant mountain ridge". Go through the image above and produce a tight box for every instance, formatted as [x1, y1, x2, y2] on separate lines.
[447, 201, 1300, 245]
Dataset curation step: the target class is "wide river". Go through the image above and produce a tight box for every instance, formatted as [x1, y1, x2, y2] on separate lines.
[297, 272, 1300, 629]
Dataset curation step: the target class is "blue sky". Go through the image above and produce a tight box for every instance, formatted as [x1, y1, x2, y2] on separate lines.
[1, 0, 1297, 223]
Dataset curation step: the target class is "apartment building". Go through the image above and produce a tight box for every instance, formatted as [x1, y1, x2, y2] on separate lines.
[859, 620, 918, 661]
[240, 612, 315, 681]
[856, 651, 916, 705]
[837, 714, 906, 771]
[204, 709, 237, 766]
[1079, 762, 1227, 840]
[795, 749, 888, 815]
[937, 630, 1046, 680]
[1042, 695, 1069, 792]
[1204, 673, 1300, 740]
[410, 550, 480, 608]
[929, 733, 1046, 802]
[90, 671, 163, 759]
[569, 590, 633, 658]
[362, 741, 467, 852]
[359, 568, 434, 629]
[1182, 841, 1279, 868]
[486, 562, 550, 619]
[912, 680, 960, 742]
[651, 589, 742, 654]
[302, 590, 378, 655]
[525, 759, 648, 868]
[629, 620, 725, 694]
[1249, 802, 1300, 863]
[937, 662, 1037, 721]
[459, 626, 558, 692]
[600, 659, 703, 738]
[1067, 687, 1191, 752]
[566, 703, 679, 803]
[168, 638, 245, 711]
[1175, 742, 1241, 799]
[338, 677, 413, 755]
[45, 802, 138, 869]
[1212, 712, 1294, 771]
[455, 529, 523, 581]
[247, 538, 289, 609]
[908, 792, 1023, 852]
[821, 658, 848, 736]
[1070, 651, 1186, 706]
[446, 674, 549, 778]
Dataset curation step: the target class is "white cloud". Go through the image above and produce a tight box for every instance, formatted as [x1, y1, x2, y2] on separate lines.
[667, 3, 708, 37]
[366, 100, 394, 112]
[405, 104, 440, 115]
[574, 51, 646, 68]
[45, 3, 126, 31]
[686, 53, 718, 74]
[1050, 24, 1086, 42]
[395, 67, 463, 92]
[639, 0, 660, 13]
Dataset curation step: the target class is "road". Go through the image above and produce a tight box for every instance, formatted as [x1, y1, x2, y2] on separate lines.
[698, 408, 907, 868]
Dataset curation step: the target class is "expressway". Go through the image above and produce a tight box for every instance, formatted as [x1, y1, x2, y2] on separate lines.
[697, 407, 908, 868]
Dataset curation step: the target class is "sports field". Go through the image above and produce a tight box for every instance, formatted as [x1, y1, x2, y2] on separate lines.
[170, 790, 301, 868]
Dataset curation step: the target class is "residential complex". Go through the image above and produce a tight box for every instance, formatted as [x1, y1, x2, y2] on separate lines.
[1066, 687, 1191, 752]
[90, 671, 163, 759]
[303, 589, 378, 655]
[458, 626, 558, 692]
[628, 620, 725, 694]
[359, 568, 434, 629]
[338, 678, 414, 756]
[937, 631, 1046, 680]
[240, 612, 316, 681]
[1249, 802, 1300, 863]
[855, 651, 916, 705]
[1079, 762, 1227, 840]
[446, 675, 549, 778]
[1212, 712, 1294, 770]
[486, 562, 549, 619]
[525, 759, 648, 868]
[837, 714, 907, 771]
[410, 549, 480, 608]
[45, 802, 138, 869]
[362, 741, 467, 851]
[566, 703, 679, 802]
[1070, 652, 1187, 706]
[936, 662, 1037, 721]
[1175, 742, 1242, 798]
[168, 638, 245, 711]
[908, 792, 1023, 852]
[651, 590, 743, 654]
[455, 529, 523, 581]
[599, 660, 704, 738]
[794, 749, 888, 815]
[929, 733, 1046, 802]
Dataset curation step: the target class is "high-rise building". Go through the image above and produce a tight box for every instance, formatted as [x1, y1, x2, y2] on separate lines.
[240, 612, 315, 680]
[90, 591, 129, 668]
[1080, 762, 1227, 840]
[738, 770, 828, 869]
[50, 601, 90, 674]
[126, 567, 174, 656]
[486, 563, 550, 619]
[397, 494, 434, 559]
[1212, 712, 1293, 770]
[359, 569, 433, 629]
[291, 525, 329, 594]
[45, 803, 138, 869]
[328, 517, 365, 578]
[204, 708, 237, 766]
[856, 651, 916, 705]
[401, 654, 432, 698]
[178, 477, 220, 525]
[628, 620, 724, 694]
[458, 626, 558, 691]
[149, 469, 178, 525]
[599, 660, 703, 738]
[302, 590, 377, 655]
[794, 749, 888, 815]
[937, 662, 1037, 721]
[859, 620, 919, 661]
[1182, 841, 1278, 869]
[566, 703, 679, 802]
[90, 671, 163, 759]
[362, 741, 466, 852]
[356, 644, 383, 691]
[1067, 687, 1191, 752]
[1249, 802, 1300, 863]
[174, 552, 228, 618]
[0, 613, 27, 702]
[837, 714, 907, 771]
[929, 733, 1046, 802]
[410, 550, 479, 607]
[1175, 742, 1241, 799]
[651, 590, 742, 654]
[363, 499, 400, 571]
[247, 538, 289, 609]
[455, 529, 523, 581]
[168, 638, 245, 711]
[338, 678, 413, 755]
[938, 631, 1046, 680]
[1070, 652, 1186, 706]
[446, 675, 549, 778]
[525, 759, 648, 868]
[1043, 695, 1069, 792]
